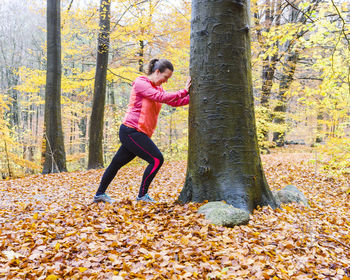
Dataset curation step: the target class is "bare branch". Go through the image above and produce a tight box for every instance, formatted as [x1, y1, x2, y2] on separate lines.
[111, 0, 149, 31]
[296, 77, 323, 81]
[284, 0, 315, 23]
[67, 0, 74, 11]
[107, 68, 133, 84]
[165, 1, 190, 22]
[330, 0, 350, 46]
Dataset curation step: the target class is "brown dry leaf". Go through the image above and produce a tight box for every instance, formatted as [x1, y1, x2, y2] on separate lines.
[0, 152, 349, 279]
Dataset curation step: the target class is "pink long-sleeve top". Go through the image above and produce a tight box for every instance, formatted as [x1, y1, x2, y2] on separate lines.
[123, 76, 189, 137]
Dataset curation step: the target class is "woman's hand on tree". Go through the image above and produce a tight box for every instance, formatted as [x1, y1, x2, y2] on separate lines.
[185, 76, 192, 92]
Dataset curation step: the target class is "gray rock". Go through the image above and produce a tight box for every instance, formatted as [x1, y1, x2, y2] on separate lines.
[198, 201, 250, 227]
[198, 201, 232, 215]
[272, 191, 281, 205]
[274, 185, 309, 206]
[283, 185, 305, 197]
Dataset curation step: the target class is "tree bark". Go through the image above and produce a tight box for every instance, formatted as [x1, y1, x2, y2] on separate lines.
[88, 0, 111, 169]
[178, 0, 279, 213]
[43, 0, 67, 174]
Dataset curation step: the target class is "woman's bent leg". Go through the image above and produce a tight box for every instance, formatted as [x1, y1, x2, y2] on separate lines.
[95, 145, 135, 195]
[123, 132, 164, 197]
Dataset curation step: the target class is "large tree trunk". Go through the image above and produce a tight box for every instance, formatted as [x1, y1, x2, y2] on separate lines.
[43, 0, 67, 174]
[178, 0, 279, 213]
[88, 0, 111, 169]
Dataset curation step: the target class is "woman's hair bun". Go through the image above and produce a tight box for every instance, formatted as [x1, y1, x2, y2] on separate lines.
[147, 59, 159, 75]
[150, 58, 159, 65]
[147, 58, 173, 75]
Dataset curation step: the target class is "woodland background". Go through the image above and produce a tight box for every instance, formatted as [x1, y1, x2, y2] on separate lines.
[0, 0, 349, 178]
[0, 1, 349, 279]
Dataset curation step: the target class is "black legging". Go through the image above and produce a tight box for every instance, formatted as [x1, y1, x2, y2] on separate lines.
[96, 124, 164, 197]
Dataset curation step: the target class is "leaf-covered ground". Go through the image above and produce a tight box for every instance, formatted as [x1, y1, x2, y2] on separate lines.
[0, 151, 349, 279]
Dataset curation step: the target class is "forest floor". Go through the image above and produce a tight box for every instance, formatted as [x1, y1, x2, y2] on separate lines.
[0, 147, 349, 280]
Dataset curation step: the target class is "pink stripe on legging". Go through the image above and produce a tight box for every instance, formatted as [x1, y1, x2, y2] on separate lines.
[128, 135, 160, 195]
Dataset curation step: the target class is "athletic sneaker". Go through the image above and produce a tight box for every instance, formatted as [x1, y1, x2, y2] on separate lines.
[136, 193, 156, 203]
[93, 193, 115, 203]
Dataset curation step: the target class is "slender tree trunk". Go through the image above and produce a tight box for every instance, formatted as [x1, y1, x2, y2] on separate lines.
[260, 53, 278, 144]
[169, 111, 173, 156]
[35, 106, 40, 139]
[272, 52, 298, 146]
[78, 115, 87, 153]
[259, 0, 280, 142]
[43, 0, 67, 173]
[315, 112, 324, 143]
[88, 0, 111, 169]
[260, 58, 276, 107]
[271, 0, 321, 146]
[70, 112, 73, 154]
[6, 69, 20, 131]
[4, 140, 12, 178]
[260, 0, 276, 107]
[139, 40, 144, 72]
[109, 82, 115, 106]
[178, 0, 279, 213]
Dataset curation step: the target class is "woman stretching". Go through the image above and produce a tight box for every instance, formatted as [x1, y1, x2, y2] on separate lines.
[93, 59, 191, 203]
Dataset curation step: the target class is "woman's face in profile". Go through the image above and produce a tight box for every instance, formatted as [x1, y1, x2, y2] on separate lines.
[153, 68, 173, 86]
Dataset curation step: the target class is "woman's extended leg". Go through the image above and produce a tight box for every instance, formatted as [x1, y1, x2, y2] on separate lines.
[95, 144, 136, 196]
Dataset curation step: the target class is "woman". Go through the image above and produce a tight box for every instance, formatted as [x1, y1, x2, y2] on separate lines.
[93, 59, 191, 203]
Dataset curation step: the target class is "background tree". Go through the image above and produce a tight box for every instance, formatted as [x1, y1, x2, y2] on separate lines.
[0, 0, 44, 176]
[272, 0, 321, 146]
[9, 0, 190, 174]
[252, 0, 281, 148]
[178, 0, 279, 212]
[2, 0, 348, 178]
[88, 0, 111, 169]
[43, 0, 67, 173]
